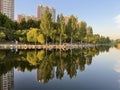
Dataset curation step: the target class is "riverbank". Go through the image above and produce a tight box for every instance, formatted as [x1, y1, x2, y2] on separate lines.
[0, 44, 111, 50]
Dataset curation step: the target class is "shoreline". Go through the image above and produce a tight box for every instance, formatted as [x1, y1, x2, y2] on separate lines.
[0, 44, 111, 50]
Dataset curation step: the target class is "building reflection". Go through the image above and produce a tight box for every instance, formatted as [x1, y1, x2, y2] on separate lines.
[0, 69, 14, 90]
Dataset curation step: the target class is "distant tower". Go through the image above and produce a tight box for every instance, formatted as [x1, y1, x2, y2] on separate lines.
[37, 4, 56, 21]
[0, 0, 14, 20]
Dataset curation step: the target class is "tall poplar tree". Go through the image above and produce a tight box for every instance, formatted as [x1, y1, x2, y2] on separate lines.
[86, 26, 93, 43]
[77, 21, 87, 44]
[67, 15, 77, 44]
[40, 10, 52, 45]
[57, 14, 66, 45]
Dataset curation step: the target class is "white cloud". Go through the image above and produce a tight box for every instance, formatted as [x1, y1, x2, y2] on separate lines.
[114, 14, 120, 29]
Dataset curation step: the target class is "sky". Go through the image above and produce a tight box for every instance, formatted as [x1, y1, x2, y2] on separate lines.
[15, 0, 120, 39]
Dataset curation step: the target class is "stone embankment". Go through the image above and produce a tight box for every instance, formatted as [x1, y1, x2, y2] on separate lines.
[0, 44, 110, 50]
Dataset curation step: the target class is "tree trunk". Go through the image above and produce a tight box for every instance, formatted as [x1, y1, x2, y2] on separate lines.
[71, 36, 72, 46]
[46, 36, 47, 45]
[60, 34, 62, 45]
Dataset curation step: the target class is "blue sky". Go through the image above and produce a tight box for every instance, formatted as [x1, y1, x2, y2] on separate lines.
[15, 0, 120, 39]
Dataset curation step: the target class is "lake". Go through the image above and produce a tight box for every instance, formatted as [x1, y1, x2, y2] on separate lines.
[0, 46, 120, 90]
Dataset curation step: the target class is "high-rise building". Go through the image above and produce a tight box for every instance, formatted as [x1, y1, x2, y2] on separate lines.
[17, 14, 37, 22]
[0, 0, 14, 20]
[0, 69, 14, 90]
[37, 4, 56, 21]
[63, 16, 70, 24]
[0, 0, 2, 11]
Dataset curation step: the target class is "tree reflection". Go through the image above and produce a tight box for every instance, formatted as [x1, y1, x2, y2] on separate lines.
[0, 46, 110, 83]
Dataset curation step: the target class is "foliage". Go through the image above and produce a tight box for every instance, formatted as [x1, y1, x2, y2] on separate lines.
[37, 34, 45, 44]
[40, 10, 52, 45]
[76, 21, 87, 43]
[14, 30, 28, 42]
[27, 28, 38, 43]
[57, 14, 66, 44]
[67, 15, 78, 44]
[0, 32, 6, 41]
[0, 12, 111, 44]
[86, 26, 93, 43]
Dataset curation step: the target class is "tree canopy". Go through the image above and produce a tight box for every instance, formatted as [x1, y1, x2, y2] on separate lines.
[0, 11, 111, 44]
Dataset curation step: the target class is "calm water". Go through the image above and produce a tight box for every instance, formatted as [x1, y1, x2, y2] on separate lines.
[0, 46, 120, 90]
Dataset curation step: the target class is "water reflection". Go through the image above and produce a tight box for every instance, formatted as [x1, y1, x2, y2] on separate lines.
[0, 46, 110, 84]
[114, 60, 120, 73]
[0, 69, 14, 90]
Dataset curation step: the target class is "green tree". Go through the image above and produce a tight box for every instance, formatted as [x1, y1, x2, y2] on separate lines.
[0, 12, 13, 29]
[40, 10, 52, 45]
[37, 34, 45, 44]
[14, 30, 28, 43]
[76, 21, 87, 44]
[57, 14, 66, 45]
[37, 50, 45, 61]
[0, 32, 6, 41]
[27, 28, 39, 44]
[92, 34, 100, 44]
[85, 26, 93, 43]
[67, 15, 77, 44]
[19, 18, 27, 30]
[27, 51, 38, 65]
[50, 29, 57, 44]
[13, 21, 19, 30]
[27, 19, 35, 29]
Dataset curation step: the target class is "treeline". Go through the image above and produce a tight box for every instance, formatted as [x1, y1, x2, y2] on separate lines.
[0, 11, 111, 44]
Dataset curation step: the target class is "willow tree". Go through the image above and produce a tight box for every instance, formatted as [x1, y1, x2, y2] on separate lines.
[40, 10, 52, 45]
[67, 15, 77, 44]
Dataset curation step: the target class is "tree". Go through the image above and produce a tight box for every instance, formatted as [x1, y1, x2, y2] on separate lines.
[76, 21, 87, 44]
[27, 19, 35, 29]
[50, 29, 57, 44]
[37, 34, 45, 44]
[14, 30, 28, 43]
[27, 51, 38, 65]
[57, 14, 66, 45]
[98, 36, 111, 44]
[86, 26, 93, 43]
[67, 15, 78, 44]
[92, 34, 100, 44]
[19, 18, 27, 30]
[0, 32, 6, 41]
[40, 10, 52, 45]
[37, 50, 45, 61]
[27, 28, 39, 44]
[13, 21, 19, 30]
[26, 19, 40, 29]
